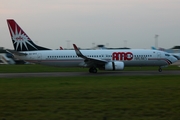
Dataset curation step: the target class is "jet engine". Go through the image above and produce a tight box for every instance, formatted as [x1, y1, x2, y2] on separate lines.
[105, 61, 124, 70]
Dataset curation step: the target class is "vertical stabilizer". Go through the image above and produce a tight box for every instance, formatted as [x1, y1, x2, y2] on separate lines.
[7, 19, 50, 51]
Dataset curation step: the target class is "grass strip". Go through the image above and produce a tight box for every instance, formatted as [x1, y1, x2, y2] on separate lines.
[0, 76, 180, 120]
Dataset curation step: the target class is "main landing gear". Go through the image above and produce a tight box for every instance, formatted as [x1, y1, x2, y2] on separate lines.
[158, 67, 162, 72]
[89, 67, 97, 73]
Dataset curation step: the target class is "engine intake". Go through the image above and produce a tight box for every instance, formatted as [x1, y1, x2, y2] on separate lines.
[105, 61, 124, 70]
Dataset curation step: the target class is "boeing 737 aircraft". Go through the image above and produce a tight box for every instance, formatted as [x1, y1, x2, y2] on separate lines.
[6, 19, 178, 73]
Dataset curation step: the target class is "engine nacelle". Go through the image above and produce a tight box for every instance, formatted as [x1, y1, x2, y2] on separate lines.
[105, 61, 124, 71]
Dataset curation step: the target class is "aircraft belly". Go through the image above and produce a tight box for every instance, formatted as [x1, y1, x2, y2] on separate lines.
[124, 60, 168, 66]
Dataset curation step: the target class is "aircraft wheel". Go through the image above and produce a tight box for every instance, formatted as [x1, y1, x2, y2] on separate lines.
[92, 68, 97, 73]
[158, 67, 162, 72]
[89, 67, 97, 73]
[89, 68, 92, 73]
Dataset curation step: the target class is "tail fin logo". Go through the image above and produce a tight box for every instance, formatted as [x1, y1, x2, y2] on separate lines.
[7, 20, 38, 51]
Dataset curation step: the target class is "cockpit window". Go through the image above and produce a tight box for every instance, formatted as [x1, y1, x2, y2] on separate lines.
[165, 54, 170, 56]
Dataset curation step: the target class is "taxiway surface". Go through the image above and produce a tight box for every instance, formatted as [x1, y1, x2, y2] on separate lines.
[0, 71, 180, 78]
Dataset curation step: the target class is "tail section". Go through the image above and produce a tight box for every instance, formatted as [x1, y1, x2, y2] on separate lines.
[151, 46, 157, 50]
[7, 19, 51, 51]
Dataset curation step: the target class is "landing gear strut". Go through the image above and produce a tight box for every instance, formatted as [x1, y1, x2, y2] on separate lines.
[89, 67, 97, 73]
[158, 67, 162, 72]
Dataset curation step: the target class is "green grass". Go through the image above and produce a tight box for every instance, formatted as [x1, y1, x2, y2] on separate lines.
[0, 76, 180, 120]
[0, 64, 87, 73]
[0, 64, 180, 73]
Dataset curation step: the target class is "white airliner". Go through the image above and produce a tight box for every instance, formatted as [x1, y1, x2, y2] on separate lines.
[6, 19, 178, 73]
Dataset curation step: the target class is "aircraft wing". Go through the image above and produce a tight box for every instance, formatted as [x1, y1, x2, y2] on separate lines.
[73, 44, 107, 66]
[6, 49, 27, 56]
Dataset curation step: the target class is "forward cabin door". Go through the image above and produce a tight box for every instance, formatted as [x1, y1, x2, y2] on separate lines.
[157, 52, 161, 65]
[157, 52, 161, 58]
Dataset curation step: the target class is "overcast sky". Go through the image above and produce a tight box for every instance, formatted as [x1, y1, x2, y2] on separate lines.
[1, 0, 180, 49]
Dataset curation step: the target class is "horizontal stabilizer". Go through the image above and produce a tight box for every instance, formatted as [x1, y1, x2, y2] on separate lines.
[6, 49, 27, 56]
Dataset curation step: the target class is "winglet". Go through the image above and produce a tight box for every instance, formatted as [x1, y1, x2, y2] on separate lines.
[73, 44, 87, 58]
